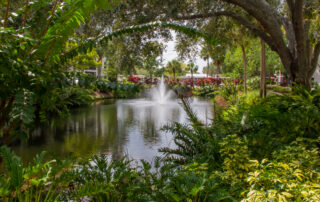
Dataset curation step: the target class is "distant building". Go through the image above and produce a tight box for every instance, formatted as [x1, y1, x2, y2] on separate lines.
[183, 74, 228, 79]
[183, 73, 211, 79]
[78, 57, 107, 78]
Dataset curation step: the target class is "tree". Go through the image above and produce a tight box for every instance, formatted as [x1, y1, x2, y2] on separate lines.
[0, 0, 118, 144]
[224, 24, 253, 93]
[166, 60, 186, 80]
[141, 41, 164, 78]
[210, 45, 226, 75]
[66, 42, 101, 71]
[200, 46, 211, 78]
[202, 62, 215, 75]
[260, 39, 267, 98]
[187, 63, 198, 87]
[170, 0, 320, 88]
[223, 38, 284, 77]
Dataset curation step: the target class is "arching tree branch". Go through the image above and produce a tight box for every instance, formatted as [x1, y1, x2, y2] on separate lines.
[173, 11, 277, 52]
[221, 0, 293, 68]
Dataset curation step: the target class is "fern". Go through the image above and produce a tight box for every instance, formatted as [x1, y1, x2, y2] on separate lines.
[0, 146, 24, 190]
[30, 0, 119, 63]
[160, 97, 221, 168]
[10, 89, 35, 124]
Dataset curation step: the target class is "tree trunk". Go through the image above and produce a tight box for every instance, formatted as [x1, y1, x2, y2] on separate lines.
[290, 64, 313, 88]
[241, 45, 247, 93]
[191, 69, 194, 88]
[207, 57, 209, 77]
[260, 39, 266, 97]
[97, 56, 102, 79]
[217, 61, 221, 75]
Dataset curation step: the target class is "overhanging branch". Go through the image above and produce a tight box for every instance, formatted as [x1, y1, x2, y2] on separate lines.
[174, 11, 277, 51]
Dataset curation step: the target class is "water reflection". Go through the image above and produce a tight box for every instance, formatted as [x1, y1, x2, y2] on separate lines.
[13, 98, 213, 163]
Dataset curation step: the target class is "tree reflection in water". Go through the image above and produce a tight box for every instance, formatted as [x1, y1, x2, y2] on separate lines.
[13, 98, 213, 163]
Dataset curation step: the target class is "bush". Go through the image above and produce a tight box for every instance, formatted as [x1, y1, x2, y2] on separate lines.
[246, 76, 260, 90]
[216, 79, 239, 103]
[267, 85, 291, 94]
[95, 80, 143, 98]
[128, 75, 141, 84]
[38, 86, 93, 120]
[193, 85, 217, 97]
[244, 140, 320, 201]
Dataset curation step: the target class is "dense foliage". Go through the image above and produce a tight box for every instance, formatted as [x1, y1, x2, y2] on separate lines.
[1, 86, 319, 201]
[1, 0, 320, 201]
[0, 0, 118, 145]
[223, 39, 284, 79]
[95, 80, 143, 98]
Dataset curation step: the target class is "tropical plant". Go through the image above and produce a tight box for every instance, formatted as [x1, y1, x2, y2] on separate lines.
[0, 0, 118, 144]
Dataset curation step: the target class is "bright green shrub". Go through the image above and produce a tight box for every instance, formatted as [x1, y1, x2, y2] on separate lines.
[219, 135, 253, 181]
[267, 85, 291, 94]
[217, 80, 239, 104]
[244, 142, 320, 201]
[246, 76, 260, 90]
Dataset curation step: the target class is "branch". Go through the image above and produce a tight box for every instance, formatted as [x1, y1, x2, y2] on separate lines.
[218, 0, 293, 72]
[4, 0, 10, 28]
[174, 11, 277, 51]
[292, 0, 306, 59]
[41, 0, 59, 37]
[282, 16, 296, 57]
[61, 22, 216, 63]
[22, 0, 29, 33]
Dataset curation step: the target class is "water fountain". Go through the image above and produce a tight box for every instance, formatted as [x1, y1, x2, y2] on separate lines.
[150, 76, 174, 104]
[13, 75, 213, 163]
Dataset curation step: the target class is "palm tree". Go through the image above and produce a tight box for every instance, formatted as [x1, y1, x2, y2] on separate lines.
[166, 60, 183, 81]
[187, 63, 198, 87]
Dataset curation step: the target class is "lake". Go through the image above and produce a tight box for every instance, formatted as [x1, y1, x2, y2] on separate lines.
[13, 98, 213, 163]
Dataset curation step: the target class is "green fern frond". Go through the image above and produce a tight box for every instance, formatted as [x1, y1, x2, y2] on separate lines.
[0, 146, 24, 190]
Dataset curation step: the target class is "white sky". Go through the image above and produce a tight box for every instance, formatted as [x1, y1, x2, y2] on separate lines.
[161, 32, 207, 73]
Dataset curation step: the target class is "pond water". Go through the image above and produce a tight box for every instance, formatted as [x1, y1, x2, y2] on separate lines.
[13, 98, 213, 163]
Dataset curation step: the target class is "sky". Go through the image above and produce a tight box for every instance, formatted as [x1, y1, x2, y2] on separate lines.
[161, 32, 207, 74]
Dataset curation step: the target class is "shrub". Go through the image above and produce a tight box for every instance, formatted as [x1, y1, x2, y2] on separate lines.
[267, 85, 291, 94]
[193, 85, 217, 98]
[216, 79, 239, 103]
[38, 86, 93, 120]
[94, 80, 143, 98]
[128, 75, 141, 84]
[244, 140, 320, 201]
[246, 76, 260, 90]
